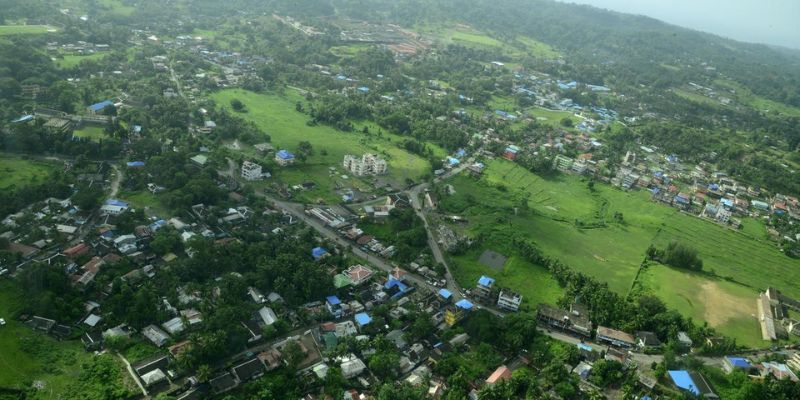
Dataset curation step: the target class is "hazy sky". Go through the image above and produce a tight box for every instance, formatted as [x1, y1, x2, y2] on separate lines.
[559, 0, 800, 49]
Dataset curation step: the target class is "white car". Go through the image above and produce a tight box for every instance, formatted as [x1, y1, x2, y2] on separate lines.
[0, 318, 6, 326]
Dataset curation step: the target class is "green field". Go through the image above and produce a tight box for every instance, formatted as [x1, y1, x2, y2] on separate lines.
[210, 89, 435, 202]
[0, 155, 56, 189]
[0, 25, 56, 36]
[56, 53, 108, 69]
[420, 24, 559, 60]
[97, 0, 136, 16]
[441, 158, 800, 346]
[0, 281, 96, 397]
[330, 44, 373, 57]
[73, 125, 107, 141]
[715, 79, 800, 117]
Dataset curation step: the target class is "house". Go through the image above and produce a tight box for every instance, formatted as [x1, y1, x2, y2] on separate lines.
[327, 296, 343, 318]
[232, 358, 265, 382]
[438, 288, 453, 302]
[275, 150, 295, 166]
[64, 242, 90, 258]
[536, 303, 592, 337]
[497, 289, 522, 312]
[257, 306, 278, 326]
[760, 362, 798, 381]
[573, 361, 593, 380]
[142, 325, 170, 347]
[190, 154, 208, 167]
[668, 370, 718, 399]
[445, 299, 474, 326]
[162, 317, 185, 335]
[345, 265, 373, 286]
[486, 365, 512, 385]
[241, 161, 264, 181]
[340, 354, 367, 379]
[354, 313, 372, 329]
[82, 331, 104, 351]
[210, 373, 238, 394]
[636, 331, 663, 349]
[474, 275, 495, 300]
[596, 326, 636, 348]
[722, 356, 753, 374]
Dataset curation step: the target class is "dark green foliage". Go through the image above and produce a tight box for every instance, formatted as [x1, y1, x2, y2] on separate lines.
[661, 241, 704, 271]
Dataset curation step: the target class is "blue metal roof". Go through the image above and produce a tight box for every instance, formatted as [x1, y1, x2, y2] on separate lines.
[354, 313, 371, 326]
[277, 150, 295, 160]
[576, 343, 593, 352]
[312, 247, 328, 259]
[725, 357, 751, 368]
[455, 299, 474, 310]
[88, 100, 113, 112]
[126, 161, 145, 167]
[438, 289, 452, 299]
[478, 275, 495, 287]
[668, 370, 699, 395]
[326, 296, 341, 306]
[105, 199, 129, 208]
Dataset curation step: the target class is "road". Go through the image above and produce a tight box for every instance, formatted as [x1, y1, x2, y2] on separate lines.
[116, 352, 148, 396]
[109, 164, 123, 198]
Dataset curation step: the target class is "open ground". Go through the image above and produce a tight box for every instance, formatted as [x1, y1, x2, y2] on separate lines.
[210, 89, 437, 203]
[440, 158, 800, 346]
[0, 155, 57, 189]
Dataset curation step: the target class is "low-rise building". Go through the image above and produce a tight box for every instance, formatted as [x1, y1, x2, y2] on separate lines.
[596, 326, 636, 348]
[342, 154, 388, 176]
[275, 150, 295, 166]
[241, 161, 264, 181]
[497, 289, 522, 312]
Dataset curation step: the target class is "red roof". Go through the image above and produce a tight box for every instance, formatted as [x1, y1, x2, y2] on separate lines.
[356, 235, 373, 245]
[486, 365, 512, 384]
[64, 242, 89, 257]
[390, 267, 408, 280]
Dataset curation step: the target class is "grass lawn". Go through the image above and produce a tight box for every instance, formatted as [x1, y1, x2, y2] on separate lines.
[55, 53, 108, 69]
[441, 158, 800, 346]
[119, 190, 171, 219]
[0, 25, 56, 35]
[515, 36, 560, 59]
[0, 281, 99, 397]
[0, 155, 56, 189]
[330, 44, 373, 57]
[210, 89, 433, 202]
[73, 125, 107, 141]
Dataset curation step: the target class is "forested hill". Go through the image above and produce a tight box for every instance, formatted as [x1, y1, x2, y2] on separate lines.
[267, 0, 800, 107]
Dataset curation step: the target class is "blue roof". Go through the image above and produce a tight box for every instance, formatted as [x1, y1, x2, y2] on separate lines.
[354, 313, 372, 326]
[132, 125, 142, 133]
[478, 276, 495, 287]
[277, 150, 295, 160]
[326, 296, 341, 306]
[88, 100, 113, 112]
[725, 357, 751, 368]
[438, 289, 452, 299]
[105, 199, 129, 208]
[668, 371, 699, 395]
[357, 86, 370, 93]
[126, 161, 145, 167]
[720, 198, 734, 208]
[455, 149, 467, 158]
[447, 157, 460, 166]
[577, 343, 593, 352]
[312, 247, 328, 259]
[455, 299, 474, 310]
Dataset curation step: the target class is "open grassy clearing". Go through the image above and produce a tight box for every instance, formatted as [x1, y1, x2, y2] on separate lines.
[442, 158, 799, 345]
[330, 44, 373, 57]
[715, 79, 800, 117]
[97, 0, 136, 16]
[119, 190, 172, 219]
[515, 36, 560, 59]
[55, 53, 108, 69]
[673, 88, 726, 107]
[0, 155, 56, 189]
[210, 89, 434, 202]
[0, 281, 99, 397]
[73, 125, 107, 141]
[0, 25, 56, 36]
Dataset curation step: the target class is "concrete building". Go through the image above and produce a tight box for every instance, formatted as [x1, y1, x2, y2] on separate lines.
[241, 161, 263, 181]
[274, 150, 295, 166]
[343, 153, 388, 176]
[497, 289, 522, 312]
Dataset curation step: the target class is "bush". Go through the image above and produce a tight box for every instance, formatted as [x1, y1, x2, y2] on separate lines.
[662, 241, 703, 271]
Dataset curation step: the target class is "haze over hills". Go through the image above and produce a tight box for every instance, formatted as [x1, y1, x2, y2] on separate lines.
[2, 1, 800, 399]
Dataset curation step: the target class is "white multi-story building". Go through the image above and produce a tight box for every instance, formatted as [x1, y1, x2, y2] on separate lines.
[497, 289, 522, 312]
[241, 161, 263, 181]
[343, 154, 388, 176]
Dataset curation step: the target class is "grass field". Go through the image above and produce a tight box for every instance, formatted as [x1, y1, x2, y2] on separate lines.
[210, 89, 434, 202]
[441, 158, 800, 346]
[0, 155, 56, 189]
[97, 0, 136, 16]
[420, 24, 559, 60]
[715, 79, 800, 117]
[0, 281, 94, 396]
[330, 44, 373, 57]
[73, 126, 107, 141]
[55, 53, 108, 69]
[0, 25, 56, 36]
